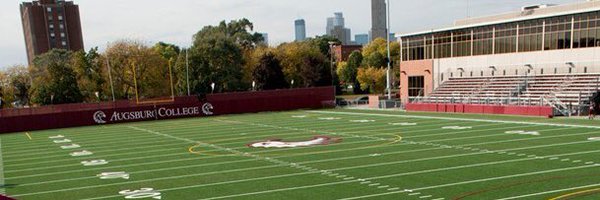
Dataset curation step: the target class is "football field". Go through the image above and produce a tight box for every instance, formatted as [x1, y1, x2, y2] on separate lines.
[2, 109, 600, 199]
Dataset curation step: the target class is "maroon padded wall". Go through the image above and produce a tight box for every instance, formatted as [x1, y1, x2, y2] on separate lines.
[406, 103, 554, 118]
[0, 87, 334, 134]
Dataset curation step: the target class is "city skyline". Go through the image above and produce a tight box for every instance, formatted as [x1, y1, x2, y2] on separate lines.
[0, 0, 580, 68]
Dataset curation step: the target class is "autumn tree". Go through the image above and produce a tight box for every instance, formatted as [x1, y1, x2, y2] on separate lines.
[3, 65, 31, 107]
[275, 42, 330, 88]
[103, 40, 170, 100]
[357, 67, 386, 94]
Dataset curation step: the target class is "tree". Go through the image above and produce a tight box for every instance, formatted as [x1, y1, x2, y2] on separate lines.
[72, 48, 106, 102]
[357, 67, 386, 94]
[3, 65, 31, 107]
[362, 38, 400, 66]
[154, 42, 180, 61]
[30, 49, 83, 105]
[191, 32, 244, 93]
[103, 40, 170, 100]
[252, 52, 288, 90]
[187, 19, 266, 94]
[337, 50, 364, 94]
[275, 42, 330, 88]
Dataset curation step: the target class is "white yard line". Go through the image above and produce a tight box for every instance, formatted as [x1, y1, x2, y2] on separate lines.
[497, 183, 600, 200]
[308, 110, 600, 129]
[14, 140, 600, 198]
[8, 119, 600, 180]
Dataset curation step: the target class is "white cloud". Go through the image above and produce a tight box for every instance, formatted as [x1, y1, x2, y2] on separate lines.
[0, 0, 580, 68]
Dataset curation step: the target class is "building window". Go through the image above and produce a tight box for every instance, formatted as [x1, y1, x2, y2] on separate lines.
[47, 7, 52, 12]
[408, 76, 425, 97]
[60, 33, 65, 38]
[58, 16, 63, 21]
[50, 33, 55, 38]
[59, 24, 64, 29]
[49, 24, 54, 29]
[62, 41, 67, 46]
[48, 16, 53, 20]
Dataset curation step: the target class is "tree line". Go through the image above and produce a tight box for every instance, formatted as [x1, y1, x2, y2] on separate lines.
[0, 19, 398, 108]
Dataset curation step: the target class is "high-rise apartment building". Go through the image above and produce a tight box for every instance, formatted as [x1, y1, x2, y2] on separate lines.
[21, 0, 84, 65]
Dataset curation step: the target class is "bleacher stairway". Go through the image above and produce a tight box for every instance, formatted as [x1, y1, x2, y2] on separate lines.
[422, 73, 600, 115]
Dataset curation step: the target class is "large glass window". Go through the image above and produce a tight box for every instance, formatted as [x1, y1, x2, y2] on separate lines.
[473, 27, 493, 55]
[518, 19, 543, 52]
[408, 36, 425, 60]
[434, 32, 452, 59]
[495, 23, 517, 54]
[408, 76, 425, 97]
[573, 11, 600, 48]
[452, 30, 472, 57]
[545, 16, 571, 50]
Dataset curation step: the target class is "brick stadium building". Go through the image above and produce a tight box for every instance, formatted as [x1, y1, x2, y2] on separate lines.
[398, 0, 600, 115]
[20, 0, 84, 65]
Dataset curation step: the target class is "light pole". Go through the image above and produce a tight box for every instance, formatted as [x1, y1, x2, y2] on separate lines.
[105, 56, 116, 102]
[252, 81, 256, 91]
[291, 79, 295, 89]
[328, 41, 339, 100]
[386, 0, 392, 100]
[186, 48, 190, 96]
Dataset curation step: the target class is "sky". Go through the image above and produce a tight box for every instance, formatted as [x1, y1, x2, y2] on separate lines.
[0, 0, 581, 68]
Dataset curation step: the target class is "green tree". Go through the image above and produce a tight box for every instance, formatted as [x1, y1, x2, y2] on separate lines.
[72, 48, 106, 102]
[30, 49, 83, 105]
[252, 52, 288, 90]
[337, 50, 364, 94]
[188, 19, 263, 94]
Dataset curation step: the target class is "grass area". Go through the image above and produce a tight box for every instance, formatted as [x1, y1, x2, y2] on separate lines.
[2, 109, 600, 199]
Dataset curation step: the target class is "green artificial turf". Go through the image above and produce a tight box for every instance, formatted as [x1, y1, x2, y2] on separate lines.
[2, 109, 600, 200]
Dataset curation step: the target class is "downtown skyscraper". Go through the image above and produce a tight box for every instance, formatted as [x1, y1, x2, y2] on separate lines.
[295, 19, 306, 41]
[371, 0, 387, 41]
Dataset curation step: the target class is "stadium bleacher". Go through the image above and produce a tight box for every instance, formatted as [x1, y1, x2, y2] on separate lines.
[421, 73, 600, 114]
